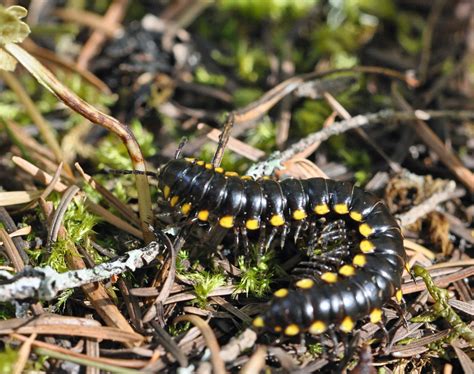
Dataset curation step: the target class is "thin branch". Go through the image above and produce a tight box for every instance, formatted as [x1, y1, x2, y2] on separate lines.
[246, 109, 474, 177]
[0, 241, 162, 302]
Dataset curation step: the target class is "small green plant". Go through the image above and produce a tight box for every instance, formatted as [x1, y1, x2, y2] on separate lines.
[307, 342, 324, 356]
[236, 249, 275, 297]
[181, 269, 226, 308]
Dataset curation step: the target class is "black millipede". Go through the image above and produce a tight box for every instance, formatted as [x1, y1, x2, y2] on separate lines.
[157, 157, 407, 337]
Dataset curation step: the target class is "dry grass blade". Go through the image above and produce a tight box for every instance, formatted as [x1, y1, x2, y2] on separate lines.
[392, 84, 474, 193]
[0, 70, 70, 175]
[0, 226, 31, 246]
[0, 323, 143, 344]
[3, 42, 153, 241]
[10, 333, 147, 370]
[75, 163, 141, 228]
[240, 345, 267, 374]
[403, 240, 436, 260]
[391, 330, 452, 357]
[13, 156, 68, 192]
[77, 0, 129, 69]
[53, 8, 123, 38]
[143, 233, 176, 323]
[47, 185, 80, 244]
[323, 92, 401, 173]
[451, 341, 474, 374]
[220, 329, 257, 363]
[402, 266, 474, 295]
[280, 158, 328, 179]
[12, 333, 36, 374]
[211, 296, 252, 324]
[0, 190, 42, 206]
[150, 321, 188, 368]
[174, 315, 226, 374]
[84, 200, 143, 239]
[0, 228, 25, 270]
[202, 123, 265, 162]
[448, 300, 474, 316]
[22, 39, 110, 93]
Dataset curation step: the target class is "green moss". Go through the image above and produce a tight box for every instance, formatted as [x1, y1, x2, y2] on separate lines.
[181, 268, 226, 308]
[0, 345, 18, 374]
[218, 0, 318, 21]
[236, 250, 276, 297]
[195, 66, 227, 87]
[95, 119, 157, 170]
[307, 342, 324, 356]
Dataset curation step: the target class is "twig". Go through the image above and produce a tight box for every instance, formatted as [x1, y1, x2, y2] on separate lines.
[246, 109, 474, 177]
[396, 182, 463, 227]
[392, 83, 474, 193]
[0, 241, 162, 301]
[77, 0, 129, 69]
[418, 0, 446, 83]
[174, 315, 226, 374]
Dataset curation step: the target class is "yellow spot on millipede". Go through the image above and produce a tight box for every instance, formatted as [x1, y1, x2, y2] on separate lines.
[321, 272, 338, 283]
[205, 163, 213, 169]
[396, 289, 403, 303]
[274, 288, 288, 298]
[339, 265, 355, 277]
[241, 175, 253, 180]
[252, 317, 265, 328]
[245, 219, 260, 230]
[349, 211, 363, 222]
[360, 240, 375, 253]
[198, 210, 209, 221]
[359, 223, 373, 237]
[196, 160, 205, 166]
[170, 196, 179, 207]
[295, 278, 314, 289]
[225, 171, 239, 177]
[284, 324, 300, 336]
[181, 203, 192, 215]
[274, 326, 282, 333]
[334, 203, 349, 214]
[270, 214, 285, 227]
[219, 215, 234, 228]
[292, 209, 307, 220]
[163, 185, 171, 199]
[340, 316, 354, 333]
[314, 204, 330, 215]
[309, 320, 327, 334]
[353, 254, 367, 267]
[215, 167, 224, 173]
[370, 308, 383, 324]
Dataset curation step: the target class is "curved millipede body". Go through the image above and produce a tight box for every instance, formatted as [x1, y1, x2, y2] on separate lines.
[158, 158, 406, 336]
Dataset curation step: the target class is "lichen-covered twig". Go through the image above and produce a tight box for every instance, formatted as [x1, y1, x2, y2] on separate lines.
[0, 241, 162, 302]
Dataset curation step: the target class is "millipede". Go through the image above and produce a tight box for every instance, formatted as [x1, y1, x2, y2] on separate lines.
[157, 156, 407, 337]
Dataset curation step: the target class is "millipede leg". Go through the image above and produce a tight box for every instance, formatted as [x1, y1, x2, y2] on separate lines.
[329, 329, 339, 361]
[280, 225, 288, 250]
[377, 321, 390, 351]
[240, 227, 250, 254]
[265, 227, 278, 251]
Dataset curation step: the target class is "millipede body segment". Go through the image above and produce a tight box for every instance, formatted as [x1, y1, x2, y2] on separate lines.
[158, 158, 406, 336]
